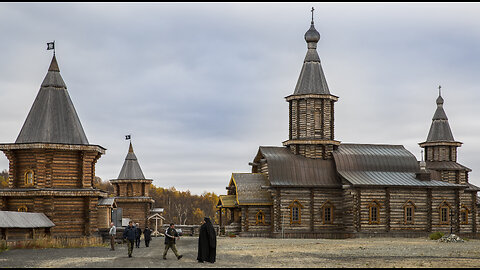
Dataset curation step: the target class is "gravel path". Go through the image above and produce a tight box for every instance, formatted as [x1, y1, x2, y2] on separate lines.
[1, 236, 480, 268]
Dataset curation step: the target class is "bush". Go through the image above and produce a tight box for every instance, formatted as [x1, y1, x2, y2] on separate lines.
[0, 240, 7, 252]
[429, 232, 444, 240]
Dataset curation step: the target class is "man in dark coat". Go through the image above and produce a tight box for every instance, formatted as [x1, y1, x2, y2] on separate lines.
[144, 226, 152, 247]
[197, 217, 217, 263]
[135, 223, 142, 248]
[163, 223, 183, 260]
[123, 221, 137, 258]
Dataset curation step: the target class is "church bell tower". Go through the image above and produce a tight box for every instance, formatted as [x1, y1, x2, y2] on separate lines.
[284, 9, 340, 159]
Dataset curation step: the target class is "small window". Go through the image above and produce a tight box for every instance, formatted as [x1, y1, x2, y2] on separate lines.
[25, 170, 34, 186]
[292, 207, 299, 222]
[18, 206, 27, 212]
[289, 200, 303, 225]
[321, 201, 334, 224]
[440, 207, 449, 224]
[405, 207, 413, 223]
[368, 200, 381, 224]
[403, 200, 416, 225]
[255, 210, 266, 225]
[324, 207, 332, 223]
[460, 205, 470, 225]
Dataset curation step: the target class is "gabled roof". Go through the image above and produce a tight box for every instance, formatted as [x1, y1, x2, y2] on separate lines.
[293, 20, 330, 95]
[255, 146, 340, 187]
[230, 173, 272, 205]
[98, 197, 116, 207]
[15, 55, 89, 145]
[333, 144, 464, 188]
[116, 142, 146, 180]
[217, 195, 236, 208]
[0, 211, 55, 228]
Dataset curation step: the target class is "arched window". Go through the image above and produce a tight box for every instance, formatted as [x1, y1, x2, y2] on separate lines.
[289, 200, 304, 225]
[438, 201, 451, 225]
[24, 170, 34, 186]
[368, 200, 381, 224]
[403, 200, 416, 225]
[460, 204, 470, 225]
[18, 206, 27, 212]
[321, 200, 334, 224]
[255, 210, 266, 225]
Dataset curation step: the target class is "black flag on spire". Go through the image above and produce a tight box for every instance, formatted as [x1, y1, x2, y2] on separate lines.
[47, 41, 55, 50]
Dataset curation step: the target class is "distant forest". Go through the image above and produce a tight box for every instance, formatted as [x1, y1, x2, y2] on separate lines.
[1, 171, 220, 225]
[95, 177, 219, 225]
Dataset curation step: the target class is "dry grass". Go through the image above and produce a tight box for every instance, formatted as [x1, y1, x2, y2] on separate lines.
[3, 236, 107, 250]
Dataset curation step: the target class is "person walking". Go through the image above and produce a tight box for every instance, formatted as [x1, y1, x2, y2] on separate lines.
[144, 225, 152, 247]
[109, 222, 116, 251]
[135, 223, 142, 248]
[123, 221, 137, 258]
[163, 223, 183, 260]
[197, 217, 217, 263]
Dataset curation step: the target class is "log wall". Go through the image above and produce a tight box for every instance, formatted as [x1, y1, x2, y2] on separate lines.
[116, 201, 150, 229]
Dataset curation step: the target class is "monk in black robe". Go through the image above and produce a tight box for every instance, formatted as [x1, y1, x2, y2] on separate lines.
[197, 217, 217, 263]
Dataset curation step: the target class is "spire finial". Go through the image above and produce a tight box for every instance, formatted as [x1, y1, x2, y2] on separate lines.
[311, 7, 315, 24]
[438, 85, 442, 96]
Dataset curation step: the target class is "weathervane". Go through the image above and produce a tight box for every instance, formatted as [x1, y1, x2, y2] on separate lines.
[47, 40, 55, 56]
[125, 134, 131, 140]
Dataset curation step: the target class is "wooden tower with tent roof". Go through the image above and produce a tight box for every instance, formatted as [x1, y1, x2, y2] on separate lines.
[110, 141, 154, 229]
[0, 53, 112, 237]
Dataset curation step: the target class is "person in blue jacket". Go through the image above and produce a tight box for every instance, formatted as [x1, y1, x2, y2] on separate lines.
[123, 220, 137, 258]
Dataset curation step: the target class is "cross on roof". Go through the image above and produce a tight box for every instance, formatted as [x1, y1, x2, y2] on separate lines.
[311, 7, 314, 23]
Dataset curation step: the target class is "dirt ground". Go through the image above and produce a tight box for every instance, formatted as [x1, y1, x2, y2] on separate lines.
[1, 236, 480, 268]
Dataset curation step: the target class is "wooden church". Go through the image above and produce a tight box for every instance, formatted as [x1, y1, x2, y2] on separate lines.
[217, 15, 479, 238]
[0, 55, 113, 237]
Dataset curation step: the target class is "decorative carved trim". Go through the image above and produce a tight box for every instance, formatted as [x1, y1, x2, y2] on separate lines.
[289, 200, 304, 225]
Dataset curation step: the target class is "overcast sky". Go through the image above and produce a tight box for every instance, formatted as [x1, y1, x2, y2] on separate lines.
[0, 2, 479, 196]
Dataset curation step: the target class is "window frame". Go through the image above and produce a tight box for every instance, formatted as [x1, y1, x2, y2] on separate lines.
[438, 201, 451, 225]
[460, 204, 470, 225]
[289, 200, 304, 225]
[24, 169, 34, 186]
[402, 200, 416, 225]
[18, 206, 28, 212]
[255, 210, 266, 225]
[320, 200, 334, 225]
[368, 200, 381, 225]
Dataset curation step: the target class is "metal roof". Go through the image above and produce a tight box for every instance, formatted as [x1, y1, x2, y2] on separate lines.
[293, 21, 330, 96]
[425, 161, 472, 172]
[15, 55, 90, 145]
[333, 144, 464, 188]
[98, 197, 116, 207]
[231, 173, 272, 205]
[256, 146, 340, 187]
[425, 94, 455, 142]
[116, 142, 146, 180]
[0, 211, 55, 228]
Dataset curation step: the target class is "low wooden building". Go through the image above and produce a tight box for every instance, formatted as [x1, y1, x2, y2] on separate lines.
[0, 210, 55, 240]
[110, 142, 154, 229]
[218, 15, 480, 239]
[0, 55, 110, 237]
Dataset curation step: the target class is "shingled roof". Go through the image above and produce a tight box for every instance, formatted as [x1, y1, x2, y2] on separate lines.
[15, 55, 89, 145]
[255, 146, 340, 187]
[333, 144, 464, 188]
[425, 93, 455, 142]
[116, 142, 146, 180]
[230, 173, 272, 205]
[293, 18, 330, 95]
